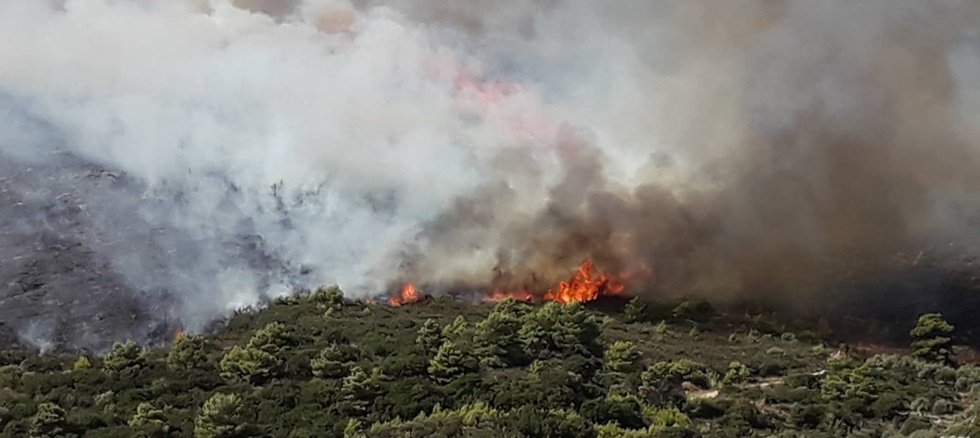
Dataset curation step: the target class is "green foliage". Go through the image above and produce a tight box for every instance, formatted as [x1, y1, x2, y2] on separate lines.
[642, 359, 710, 389]
[910, 313, 955, 366]
[672, 300, 716, 323]
[340, 366, 383, 416]
[73, 356, 92, 371]
[311, 344, 358, 379]
[129, 402, 172, 436]
[311, 285, 346, 315]
[3, 293, 977, 437]
[248, 322, 293, 355]
[29, 402, 68, 437]
[442, 316, 469, 339]
[168, 334, 214, 371]
[723, 361, 750, 385]
[519, 302, 602, 360]
[344, 418, 364, 438]
[415, 319, 444, 355]
[473, 300, 528, 367]
[623, 298, 646, 324]
[219, 345, 281, 384]
[194, 392, 254, 438]
[428, 341, 478, 383]
[946, 390, 980, 437]
[605, 341, 641, 373]
[103, 340, 147, 373]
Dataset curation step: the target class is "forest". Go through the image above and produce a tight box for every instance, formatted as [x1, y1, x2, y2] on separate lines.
[1, 287, 978, 437]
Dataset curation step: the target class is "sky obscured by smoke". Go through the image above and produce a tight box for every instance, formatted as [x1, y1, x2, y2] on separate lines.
[2, 0, 980, 345]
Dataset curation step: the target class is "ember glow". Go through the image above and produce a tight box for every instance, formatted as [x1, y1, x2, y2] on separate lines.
[483, 287, 535, 303]
[389, 283, 424, 307]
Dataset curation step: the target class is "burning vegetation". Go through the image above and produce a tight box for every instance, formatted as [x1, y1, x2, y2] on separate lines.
[389, 283, 424, 307]
[392, 259, 626, 306]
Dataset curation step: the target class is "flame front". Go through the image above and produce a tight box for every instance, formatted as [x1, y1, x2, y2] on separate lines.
[174, 325, 184, 341]
[486, 260, 625, 304]
[544, 260, 624, 304]
[390, 283, 423, 306]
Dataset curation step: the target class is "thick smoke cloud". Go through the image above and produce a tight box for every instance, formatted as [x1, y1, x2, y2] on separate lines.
[1, 0, 979, 347]
[392, 1, 980, 305]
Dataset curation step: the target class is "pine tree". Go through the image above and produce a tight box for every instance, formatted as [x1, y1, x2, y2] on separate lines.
[605, 340, 642, 373]
[247, 322, 292, 355]
[474, 300, 528, 367]
[311, 344, 358, 378]
[415, 319, 444, 355]
[194, 393, 252, 438]
[29, 402, 68, 437]
[911, 313, 956, 365]
[428, 340, 476, 383]
[311, 285, 345, 315]
[103, 340, 147, 373]
[441, 316, 468, 339]
[129, 402, 171, 436]
[219, 345, 282, 384]
[519, 302, 601, 359]
[168, 334, 214, 371]
[339, 366, 381, 416]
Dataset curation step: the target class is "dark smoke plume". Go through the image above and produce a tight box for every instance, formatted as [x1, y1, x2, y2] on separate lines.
[391, 1, 980, 310]
[2, 0, 980, 348]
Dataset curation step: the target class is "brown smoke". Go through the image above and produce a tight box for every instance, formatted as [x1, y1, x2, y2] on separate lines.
[389, 0, 980, 309]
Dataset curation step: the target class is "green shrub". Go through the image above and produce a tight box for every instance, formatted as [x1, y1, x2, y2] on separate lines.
[311, 344, 359, 379]
[415, 319, 444, 356]
[219, 345, 281, 384]
[29, 402, 68, 437]
[103, 341, 147, 373]
[311, 285, 345, 315]
[642, 360, 710, 389]
[671, 300, 716, 323]
[474, 300, 528, 367]
[428, 341, 477, 383]
[623, 298, 647, 324]
[723, 361, 750, 385]
[194, 393, 257, 438]
[910, 313, 955, 366]
[605, 341, 642, 374]
[168, 335, 214, 371]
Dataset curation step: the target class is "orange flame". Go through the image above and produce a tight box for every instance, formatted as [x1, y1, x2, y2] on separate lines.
[389, 283, 424, 307]
[174, 325, 184, 341]
[544, 260, 624, 304]
[484, 260, 625, 304]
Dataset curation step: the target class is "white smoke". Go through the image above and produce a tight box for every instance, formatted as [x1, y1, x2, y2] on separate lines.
[2, 0, 980, 342]
[0, 0, 577, 331]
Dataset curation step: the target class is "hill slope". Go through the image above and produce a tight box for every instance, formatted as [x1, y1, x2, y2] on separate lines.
[0, 290, 978, 437]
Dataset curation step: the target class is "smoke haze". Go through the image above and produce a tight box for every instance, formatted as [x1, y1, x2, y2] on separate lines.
[2, 0, 980, 348]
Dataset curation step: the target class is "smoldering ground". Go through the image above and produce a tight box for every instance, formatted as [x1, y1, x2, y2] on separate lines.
[2, 0, 980, 349]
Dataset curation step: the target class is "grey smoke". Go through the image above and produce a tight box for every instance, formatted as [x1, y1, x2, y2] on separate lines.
[1, 0, 979, 348]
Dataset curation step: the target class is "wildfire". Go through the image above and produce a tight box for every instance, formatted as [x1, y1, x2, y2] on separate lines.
[544, 260, 625, 304]
[389, 283, 424, 307]
[174, 325, 184, 341]
[390, 261, 625, 307]
[486, 260, 625, 304]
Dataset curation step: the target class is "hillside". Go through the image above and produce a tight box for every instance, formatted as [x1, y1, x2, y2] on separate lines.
[0, 289, 978, 437]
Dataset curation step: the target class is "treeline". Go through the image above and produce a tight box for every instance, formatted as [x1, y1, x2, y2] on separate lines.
[0, 287, 978, 437]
